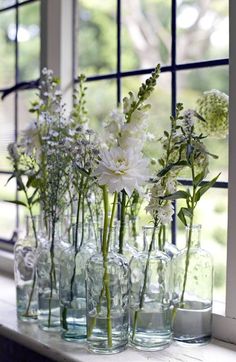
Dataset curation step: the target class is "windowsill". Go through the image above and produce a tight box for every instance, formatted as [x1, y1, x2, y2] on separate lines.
[1, 274, 236, 362]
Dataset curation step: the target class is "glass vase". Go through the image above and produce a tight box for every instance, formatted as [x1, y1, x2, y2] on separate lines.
[60, 223, 97, 341]
[37, 218, 63, 332]
[86, 229, 129, 354]
[14, 216, 38, 322]
[129, 226, 172, 351]
[172, 224, 213, 345]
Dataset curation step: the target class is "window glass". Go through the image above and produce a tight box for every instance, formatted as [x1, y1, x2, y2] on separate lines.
[0, 94, 15, 171]
[0, 9, 15, 89]
[177, 0, 229, 63]
[122, 0, 171, 71]
[18, 1, 40, 82]
[77, 0, 116, 76]
[177, 66, 229, 182]
[0, 175, 17, 240]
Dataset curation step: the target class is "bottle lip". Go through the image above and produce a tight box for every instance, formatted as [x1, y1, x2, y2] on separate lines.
[186, 224, 202, 230]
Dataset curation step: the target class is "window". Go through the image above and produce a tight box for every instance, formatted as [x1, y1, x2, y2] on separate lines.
[76, 0, 229, 304]
[1, 0, 235, 344]
[0, 0, 40, 247]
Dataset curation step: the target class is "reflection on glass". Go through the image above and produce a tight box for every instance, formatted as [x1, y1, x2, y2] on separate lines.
[122, 72, 171, 159]
[0, 9, 15, 88]
[177, 0, 229, 62]
[122, 0, 171, 71]
[77, 0, 116, 76]
[176, 188, 227, 303]
[18, 2, 40, 82]
[177, 66, 229, 181]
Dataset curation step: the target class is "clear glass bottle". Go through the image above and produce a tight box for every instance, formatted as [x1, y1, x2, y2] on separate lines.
[86, 228, 129, 354]
[37, 218, 62, 332]
[14, 215, 38, 322]
[172, 224, 213, 345]
[129, 226, 172, 351]
[60, 223, 97, 341]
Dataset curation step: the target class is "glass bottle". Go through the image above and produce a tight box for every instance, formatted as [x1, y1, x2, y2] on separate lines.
[86, 228, 129, 354]
[172, 224, 213, 345]
[60, 223, 97, 341]
[14, 215, 38, 322]
[37, 217, 63, 332]
[129, 226, 172, 351]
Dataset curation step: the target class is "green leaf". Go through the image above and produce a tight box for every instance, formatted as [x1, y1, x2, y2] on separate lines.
[4, 200, 27, 207]
[162, 190, 190, 201]
[178, 207, 193, 226]
[193, 171, 205, 187]
[28, 188, 39, 205]
[195, 173, 220, 201]
[178, 208, 187, 226]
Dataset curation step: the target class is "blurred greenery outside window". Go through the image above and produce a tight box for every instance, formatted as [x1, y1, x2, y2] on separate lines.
[0, 1, 229, 303]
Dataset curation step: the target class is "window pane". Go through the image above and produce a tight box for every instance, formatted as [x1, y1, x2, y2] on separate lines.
[0, 0, 15, 10]
[77, 0, 116, 76]
[122, 0, 171, 71]
[122, 72, 171, 158]
[0, 175, 17, 240]
[18, 1, 40, 82]
[176, 188, 227, 303]
[18, 89, 37, 132]
[177, 0, 229, 63]
[0, 94, 15, 171]
[0, 9, 15, 89]
[177, 66, 229, 182]
[85, 79, 116, 130]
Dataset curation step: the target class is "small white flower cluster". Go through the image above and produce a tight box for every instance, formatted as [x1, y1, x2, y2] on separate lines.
[146, 175, 176, 225]
[196, 89, 229, 138]
[183, 109, 195, 135]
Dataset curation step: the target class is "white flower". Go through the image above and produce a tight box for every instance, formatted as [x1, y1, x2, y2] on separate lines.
[94, 146, 149, 196]
[156, 202, 174, 225]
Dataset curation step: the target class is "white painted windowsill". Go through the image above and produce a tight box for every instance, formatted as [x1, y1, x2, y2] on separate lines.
[1, 273, 236, 362]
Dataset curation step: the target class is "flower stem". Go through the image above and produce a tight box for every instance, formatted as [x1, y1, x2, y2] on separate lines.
[132, 219, 158, 340]
[118, 191, 126, 254]
[180, 159, 196, 306]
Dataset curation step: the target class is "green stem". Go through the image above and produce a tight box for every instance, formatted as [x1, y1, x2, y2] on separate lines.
[180, 158, 196, 306]
[106, 192, 117, 253]
[132, 218, 158, 340]
[118, 191, 126, 254]
[48, 220, 56, 328]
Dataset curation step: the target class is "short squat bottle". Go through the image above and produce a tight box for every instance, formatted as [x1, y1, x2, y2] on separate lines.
[86, 228, 129, 354]
[14, 216, 38, 322]
[129, 226, 172, 351]
[60, 223, 97, 341]
[172, 224, 213, 345]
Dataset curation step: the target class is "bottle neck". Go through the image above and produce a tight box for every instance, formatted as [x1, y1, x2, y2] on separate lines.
[142, 226, 159, 252]
[185, 224, 201, 248]
[98, 227, 117, 253]
[25, 216, 36, 238]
